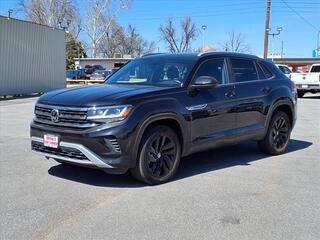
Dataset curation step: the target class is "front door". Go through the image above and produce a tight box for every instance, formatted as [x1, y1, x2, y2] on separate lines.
[185, 57, 238, 152]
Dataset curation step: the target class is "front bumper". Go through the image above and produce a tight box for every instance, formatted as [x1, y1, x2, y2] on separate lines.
[31, 136, 115, 169]
[30, 121, 136, 174]
[296, 84, 320, 91]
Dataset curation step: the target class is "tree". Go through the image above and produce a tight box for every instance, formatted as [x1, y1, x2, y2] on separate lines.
[83, 0, 131, 57]
[98, 23, 155, 58]
[159, 16, 197, 53]
[118, 25, 155, 57]
[66, 33, 86, 69]
[19, 0, 77, 29]
[221, 31, 250, 53]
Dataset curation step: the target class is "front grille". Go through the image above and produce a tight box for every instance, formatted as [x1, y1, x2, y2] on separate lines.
[31, 141, 88, 160]
[34, 104, 97, 128]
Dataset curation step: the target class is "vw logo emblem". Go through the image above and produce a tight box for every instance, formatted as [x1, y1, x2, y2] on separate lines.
[51, 109, 60, 123]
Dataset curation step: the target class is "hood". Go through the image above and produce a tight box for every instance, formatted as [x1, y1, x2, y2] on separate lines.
[38, 84, 167, 107]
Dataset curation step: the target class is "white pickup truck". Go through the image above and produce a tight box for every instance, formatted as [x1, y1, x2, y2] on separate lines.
[290, 64, 320, 98]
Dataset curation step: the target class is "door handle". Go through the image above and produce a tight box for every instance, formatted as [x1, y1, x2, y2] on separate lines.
[261, 86, 271, 94]
[225, 90, 236, 98]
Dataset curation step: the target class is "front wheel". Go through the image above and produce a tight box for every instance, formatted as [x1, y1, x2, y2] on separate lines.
[130, 125, 181, 185]
[258, 111, 291, 155]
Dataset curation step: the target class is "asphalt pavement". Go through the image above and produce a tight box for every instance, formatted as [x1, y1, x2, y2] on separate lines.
[0, 94, 319, 240]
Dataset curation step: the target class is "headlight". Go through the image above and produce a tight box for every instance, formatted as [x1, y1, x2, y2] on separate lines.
[87, 105, 133, 123]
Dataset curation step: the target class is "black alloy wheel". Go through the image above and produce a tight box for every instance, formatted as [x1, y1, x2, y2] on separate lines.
[271, 116, 290, 150]
[145, 134, 177, 178]
[131, 125, 181, 184]
[258, 111, 291, 155]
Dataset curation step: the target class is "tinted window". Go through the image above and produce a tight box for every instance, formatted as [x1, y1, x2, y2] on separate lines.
[256, 63, 266, 79]
[258, 62, 274, 79]
[278, 66, 292, 74]
[230, 58, 258, 82]
[195, 58, 228, 84]
[310, 66, 320, 72]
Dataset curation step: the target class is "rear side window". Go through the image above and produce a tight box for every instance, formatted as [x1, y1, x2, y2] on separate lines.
[256, 62, 266, 79]
[310, 66, 320, 72]
[279, 66, 292, 74]
[230, 58, 258, 82]
[257, 62, 274, 79]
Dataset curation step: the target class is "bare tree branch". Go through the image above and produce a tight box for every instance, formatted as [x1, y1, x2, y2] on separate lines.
[159, 16, 197, 53]
[221, 31, 250, 53]
[19, 0, 77, 29]
[83, 0, 131, 57]
[99, 22, 155, 58]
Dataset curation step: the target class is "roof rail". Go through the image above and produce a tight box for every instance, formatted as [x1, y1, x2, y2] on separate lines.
[141, 53, 165, 57]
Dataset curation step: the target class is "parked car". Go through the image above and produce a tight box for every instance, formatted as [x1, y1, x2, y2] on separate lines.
[84, 65, 105, 77]
[31, 52, 297, 184]
[276, 64, 292, 78]
[66, 69, 86, 80]
[90, 70, 113, 80]
[289, 63, 320, 97]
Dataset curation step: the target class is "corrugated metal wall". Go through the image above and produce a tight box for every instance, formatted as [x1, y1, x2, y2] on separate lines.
[0, 16, 66, 96]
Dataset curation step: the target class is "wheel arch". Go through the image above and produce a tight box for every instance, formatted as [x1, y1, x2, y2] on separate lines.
[267, 97, 295, 129]
[132, 113, 187, 167]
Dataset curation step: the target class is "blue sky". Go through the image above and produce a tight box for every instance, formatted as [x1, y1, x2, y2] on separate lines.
[1, 0, 319, 57]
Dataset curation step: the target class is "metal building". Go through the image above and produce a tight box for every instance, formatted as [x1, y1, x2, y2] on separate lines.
[0, 16, 66, 96]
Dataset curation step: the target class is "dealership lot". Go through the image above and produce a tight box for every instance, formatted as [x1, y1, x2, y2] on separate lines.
[0, 95, 319, 240]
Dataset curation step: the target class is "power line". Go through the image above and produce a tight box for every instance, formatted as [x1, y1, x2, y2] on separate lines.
[280, 0, 319, 32]
[125, 10, 266, 21]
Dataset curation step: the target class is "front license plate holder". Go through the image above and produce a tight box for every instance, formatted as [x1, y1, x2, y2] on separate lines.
[43, 134, 59, 148]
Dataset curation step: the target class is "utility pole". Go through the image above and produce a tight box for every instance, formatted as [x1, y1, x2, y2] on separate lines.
[317, 30, 320, 51]
[263, 0, 271, 59]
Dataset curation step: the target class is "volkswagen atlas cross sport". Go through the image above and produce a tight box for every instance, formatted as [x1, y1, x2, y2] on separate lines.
[31, 52, 297, 184]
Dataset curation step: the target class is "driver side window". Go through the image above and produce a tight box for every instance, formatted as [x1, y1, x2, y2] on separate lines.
[195, 58, 228, 85]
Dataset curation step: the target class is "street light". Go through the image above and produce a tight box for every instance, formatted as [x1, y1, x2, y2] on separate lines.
[8, 9, 13, 19]
[201, 25, 207, 52]
[267, 26, 283, 61]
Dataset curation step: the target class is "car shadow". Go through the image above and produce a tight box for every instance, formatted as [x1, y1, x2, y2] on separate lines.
[48, 139, 312, 188]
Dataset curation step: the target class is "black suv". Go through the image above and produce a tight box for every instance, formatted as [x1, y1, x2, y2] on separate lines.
[31, 53, 297, 184]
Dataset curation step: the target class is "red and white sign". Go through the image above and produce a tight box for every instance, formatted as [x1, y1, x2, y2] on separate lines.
[43, 134, 59, 148]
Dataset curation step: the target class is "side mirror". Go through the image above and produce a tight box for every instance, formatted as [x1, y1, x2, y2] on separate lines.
[191, 76, 218, 89]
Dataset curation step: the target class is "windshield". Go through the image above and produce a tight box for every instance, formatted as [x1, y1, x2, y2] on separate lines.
[106, 57, 196, 87]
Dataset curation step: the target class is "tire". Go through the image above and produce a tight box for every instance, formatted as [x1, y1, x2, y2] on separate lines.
[297, 91, 305, 98]
[258, 111, 291, 155]
[130, 125, 181, 185]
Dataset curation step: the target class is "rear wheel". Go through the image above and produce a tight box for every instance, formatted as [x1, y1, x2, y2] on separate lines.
[130, 125, 181, 185]
[258, 111, 291, 155]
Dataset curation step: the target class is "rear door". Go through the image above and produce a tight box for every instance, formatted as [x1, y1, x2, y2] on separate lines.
[229, 57, 272, 136]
